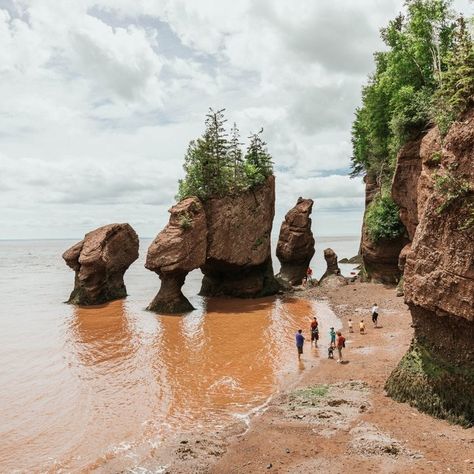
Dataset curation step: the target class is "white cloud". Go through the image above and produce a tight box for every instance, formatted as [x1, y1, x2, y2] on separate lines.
[1, 0, 472, 239]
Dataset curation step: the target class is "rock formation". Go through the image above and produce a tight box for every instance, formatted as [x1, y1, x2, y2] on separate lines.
[200, 176, 279, 297]
[63, 223, 139, 305]
[145, 198, 207, 314]
[360, 174, 407, 283]
[319, 248, 347, 288]
[275, 197, 315, 286]
[386, 110, 474, 427]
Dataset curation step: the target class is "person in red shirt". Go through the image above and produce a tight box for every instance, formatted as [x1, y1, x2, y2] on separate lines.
[310, 317, 319, 346]
[336, 331, 346, 363]
[304, 267, 313, 287]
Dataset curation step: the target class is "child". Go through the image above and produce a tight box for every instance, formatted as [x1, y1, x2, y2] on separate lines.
[348, 318, 353, 333]
[336, 331, 345, 363]
[359, 319, 365, 334]
[327, 345, 334, 359]
[329, 327, 336, 347]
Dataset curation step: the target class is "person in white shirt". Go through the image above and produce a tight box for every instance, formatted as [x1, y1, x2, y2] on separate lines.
[371, 303, 379, 327]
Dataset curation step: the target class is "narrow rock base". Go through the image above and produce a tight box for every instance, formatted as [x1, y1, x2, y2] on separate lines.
[147, 273, 195, 314]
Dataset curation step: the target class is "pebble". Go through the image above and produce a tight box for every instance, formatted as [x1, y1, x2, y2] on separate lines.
[267, 463, 273, 469]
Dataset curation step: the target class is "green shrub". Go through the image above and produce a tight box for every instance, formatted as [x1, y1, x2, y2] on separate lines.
[365, 193, 405, 242]
[178, 212, 192, 230]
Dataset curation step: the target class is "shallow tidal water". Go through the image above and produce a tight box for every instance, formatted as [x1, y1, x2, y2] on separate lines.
[0, 237, 357, 472]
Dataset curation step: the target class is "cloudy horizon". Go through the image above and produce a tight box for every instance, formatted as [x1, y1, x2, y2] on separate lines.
[1, 0, 472, 240]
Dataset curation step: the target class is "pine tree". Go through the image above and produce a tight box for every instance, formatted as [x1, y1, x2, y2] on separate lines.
[228, 122, 245, 191]
[244, 128, 273, 187]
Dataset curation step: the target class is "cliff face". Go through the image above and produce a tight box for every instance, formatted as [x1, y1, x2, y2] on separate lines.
[276, 197, 315, 286]
[145, 198, 207, 313]
[200, 176, 279, 297]
[386, 110, 474, 427]
[63, 223, 139, 305]
[360, 174, 407, 283]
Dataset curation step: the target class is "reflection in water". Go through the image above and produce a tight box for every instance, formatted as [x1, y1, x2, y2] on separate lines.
[1, 296, 340, 472]
[70, 300, 136, 368]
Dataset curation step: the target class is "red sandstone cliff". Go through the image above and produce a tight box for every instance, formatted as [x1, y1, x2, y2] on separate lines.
[360, 174, 407, 283]
[387, 110, 474, 426]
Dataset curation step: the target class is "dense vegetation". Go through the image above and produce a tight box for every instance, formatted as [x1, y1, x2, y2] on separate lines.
[177, 109, 273, 201]
[352, 0, 474, 241]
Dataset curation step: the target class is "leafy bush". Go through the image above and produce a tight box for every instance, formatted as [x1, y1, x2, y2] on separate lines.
[365, 193, 405, 242]
[178, 212, 193, 230]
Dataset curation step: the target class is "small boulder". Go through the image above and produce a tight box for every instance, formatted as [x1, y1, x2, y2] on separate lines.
[63, 223, 139, 305]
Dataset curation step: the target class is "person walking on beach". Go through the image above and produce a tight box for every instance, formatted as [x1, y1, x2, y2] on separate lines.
[360, 319, 365, 334]
[371, 303, 379, 327]
[310, 317, 319, 346]
[296, 329, 305, 361]
[348, 318, 353, 333]
[329, 327, 336, 347]
[336, 331, 345, 363]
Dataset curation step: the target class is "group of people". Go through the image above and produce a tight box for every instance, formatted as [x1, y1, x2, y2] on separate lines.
[295, 303, 380, 364]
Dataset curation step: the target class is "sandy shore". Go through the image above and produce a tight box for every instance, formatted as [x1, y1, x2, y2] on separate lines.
[162, 282, 474, 473]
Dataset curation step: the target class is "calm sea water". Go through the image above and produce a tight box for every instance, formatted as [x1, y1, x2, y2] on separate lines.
[0, 236, 358, 472]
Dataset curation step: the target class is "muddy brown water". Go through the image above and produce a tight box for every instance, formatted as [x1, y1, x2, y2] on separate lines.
[0, 240, 349, 472]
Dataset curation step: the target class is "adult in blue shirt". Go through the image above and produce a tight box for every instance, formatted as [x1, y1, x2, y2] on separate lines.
[296, 329, 305, 360]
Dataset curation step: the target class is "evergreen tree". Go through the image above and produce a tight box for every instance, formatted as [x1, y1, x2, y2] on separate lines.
[244, 128, 273, 187]
[228, 122, 245, 191]
[432, 16, 474, 133]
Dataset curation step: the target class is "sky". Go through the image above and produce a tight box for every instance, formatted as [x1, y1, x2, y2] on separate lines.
[1, 0, 473, 240]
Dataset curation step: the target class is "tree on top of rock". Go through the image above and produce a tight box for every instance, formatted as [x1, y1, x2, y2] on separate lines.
[243, 129, 274, 188]
[177, 109, 274, 201]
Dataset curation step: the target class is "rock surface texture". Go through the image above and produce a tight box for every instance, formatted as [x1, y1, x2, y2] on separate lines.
[63, 223, 139, 305]
[386, 110, 474, 427]
[145, 198, 207, 313]
[275, 197, 315, 286]
[360, 174, 407, 283]
[319, 248, 348, 288]
[200, 176, 279, 297]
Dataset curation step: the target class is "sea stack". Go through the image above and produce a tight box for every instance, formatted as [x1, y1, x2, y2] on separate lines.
[386, 109, 474, 426]
[200, 176, 279, 297]
[145, 197, 207, 314]
[275, 197, 315, 286]
[319, 248, 347, 288]
[63, 223, 139, 305]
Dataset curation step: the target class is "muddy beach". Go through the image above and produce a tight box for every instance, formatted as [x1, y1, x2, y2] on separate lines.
[164, 282, 474, 473]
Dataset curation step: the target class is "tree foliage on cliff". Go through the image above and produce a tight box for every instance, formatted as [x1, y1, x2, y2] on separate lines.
[177, 109, 274, 201]
[365, 192, 406, 242]
[351, 0, 474, 182]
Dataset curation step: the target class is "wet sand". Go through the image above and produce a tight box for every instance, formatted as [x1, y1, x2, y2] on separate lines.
[177, 283, 474, 474]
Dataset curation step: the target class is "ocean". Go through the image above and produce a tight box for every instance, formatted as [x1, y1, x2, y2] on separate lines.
[0, 236, 359, 472]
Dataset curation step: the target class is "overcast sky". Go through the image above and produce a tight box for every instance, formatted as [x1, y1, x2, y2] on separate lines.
[1, 0, 472, 240]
